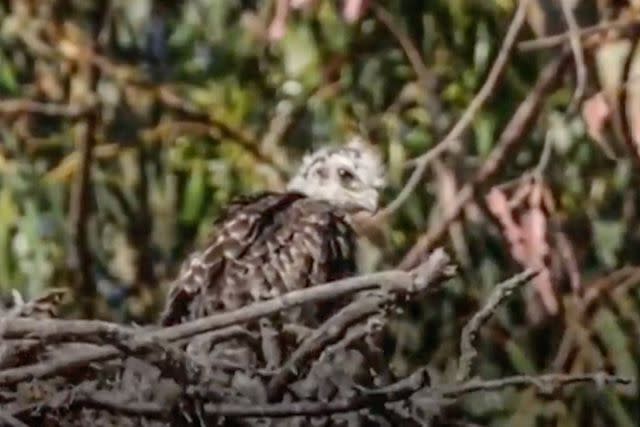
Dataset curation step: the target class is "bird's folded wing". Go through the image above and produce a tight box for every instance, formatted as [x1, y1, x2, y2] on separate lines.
[158, 192, 304, 325]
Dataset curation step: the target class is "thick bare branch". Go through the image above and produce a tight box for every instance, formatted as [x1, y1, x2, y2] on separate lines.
[267, 294, 385, 401]
[0, 249, 453, 386]
[24, 372, 625, 420]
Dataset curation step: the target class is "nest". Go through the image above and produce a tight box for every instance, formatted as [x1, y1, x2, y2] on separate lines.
[0, 250, 630, 426]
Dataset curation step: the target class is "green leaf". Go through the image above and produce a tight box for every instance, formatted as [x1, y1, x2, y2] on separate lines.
[0, 186, 17, 288]
[180, 161, 207, 225]
[280, 24, 320, 86]
[602, 390, 636, 427]
[592, 220, 624, 268]
[593, 308, 637, 389]
[318, 0, 350, 53]
[504, 339, 537, 375]
[474, 112, 497, 157]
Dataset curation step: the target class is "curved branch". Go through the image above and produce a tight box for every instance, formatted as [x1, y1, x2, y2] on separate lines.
[375, 0, 532, 220]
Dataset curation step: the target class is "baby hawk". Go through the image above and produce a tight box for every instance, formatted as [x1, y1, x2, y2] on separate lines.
[159, 137, 385, 326]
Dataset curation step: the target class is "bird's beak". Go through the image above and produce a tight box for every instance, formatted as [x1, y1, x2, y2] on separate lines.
[359, 192, 379, 213]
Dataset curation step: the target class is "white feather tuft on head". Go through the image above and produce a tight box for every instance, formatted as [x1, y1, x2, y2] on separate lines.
[288, 136, 386, 191]
[342, 135, 386, 189]
[286, 136, 386, 212]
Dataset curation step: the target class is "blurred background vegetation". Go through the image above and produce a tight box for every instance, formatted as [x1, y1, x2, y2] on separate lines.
[1, 0, 640, 425]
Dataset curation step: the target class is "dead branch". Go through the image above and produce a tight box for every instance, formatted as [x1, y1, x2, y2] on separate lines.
[439, 373, 631, 398]
[0, 99, 95, 118]
[217, 373, 631, 418]
[456, 269, 538, 382]
[561, 0, 587, 111]
[0, 249, 453, 386]
[27, 372, 627, 420]
[518, 17, 640, 51]
[267, 294, 386, 401]
[1, 249, 451, 343]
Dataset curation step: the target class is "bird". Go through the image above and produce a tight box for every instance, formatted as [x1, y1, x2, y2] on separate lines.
[159, 137, 386, 328]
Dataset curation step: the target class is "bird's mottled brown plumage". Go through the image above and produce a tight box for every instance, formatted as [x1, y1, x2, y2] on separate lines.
[159, 191, 356, 326]
[160, 138, 385, 329]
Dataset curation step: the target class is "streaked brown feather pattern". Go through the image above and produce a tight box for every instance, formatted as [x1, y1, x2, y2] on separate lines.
[159, 192, 356, 326]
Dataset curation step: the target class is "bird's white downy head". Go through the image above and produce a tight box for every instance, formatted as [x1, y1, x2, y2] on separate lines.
[287, 136, 386, 213]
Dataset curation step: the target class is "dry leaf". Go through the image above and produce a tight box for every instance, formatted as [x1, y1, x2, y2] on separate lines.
[486, 182, 559, 315]
[625, 42, 640, 159]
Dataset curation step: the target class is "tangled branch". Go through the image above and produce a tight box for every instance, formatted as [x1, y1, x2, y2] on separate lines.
[0, 249, 632, 425]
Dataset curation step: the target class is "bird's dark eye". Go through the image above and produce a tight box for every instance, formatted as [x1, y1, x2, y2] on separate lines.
[314, 167, 328, 179]
[338, 168, 356, 185]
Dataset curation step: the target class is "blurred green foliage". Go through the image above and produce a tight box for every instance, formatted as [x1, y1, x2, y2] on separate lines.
[1, 0, 640, 424]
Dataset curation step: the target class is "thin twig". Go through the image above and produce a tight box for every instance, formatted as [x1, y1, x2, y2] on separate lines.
[321, 322, 370, 360]
[0, 99, 95, 117]
[375, 0, 531, 220]
[518, 17, 640, 51]
[440, 373, 631, 398]
[398, 50, 571, 270]
[52, 389, 168, 418]
[258, 100, 304, 176]
[68, 113, 98, 318]
[0, 317, 140, 342]
[182, 325, 260, 351]
[456, 269, 538, 382]
[561, 0, 587, 111]
[355, 366, 430, 398]
[372, 4, 431, 84]
[130, 144, 157, 302]
[157, 87, 288, 180]
[534, 127, 555, 176]
[370, 3, 448, 143]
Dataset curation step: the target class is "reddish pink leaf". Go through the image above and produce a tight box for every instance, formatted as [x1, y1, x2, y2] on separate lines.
[290, 0, 317, 9]
[342, 0, 371, 23]
[582, 92, 611, 144]
[487, 188, 525, 261]
[521, 207, 557, 315]
[268, 0, 290, 41]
